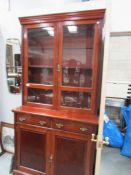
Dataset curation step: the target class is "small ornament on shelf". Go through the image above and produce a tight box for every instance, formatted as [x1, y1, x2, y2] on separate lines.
[63, 67, 70, 85]
[79, 73, 85, 87]
[73, 67, 80, 86]
[78, 92, 84, 108]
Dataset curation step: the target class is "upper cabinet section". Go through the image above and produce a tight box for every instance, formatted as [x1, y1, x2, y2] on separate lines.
[20, 10, 105, 114]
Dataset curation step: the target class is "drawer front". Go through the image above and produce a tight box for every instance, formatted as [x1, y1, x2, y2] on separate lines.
[16, 114, 51, 128]
[52, 119, 97, 134]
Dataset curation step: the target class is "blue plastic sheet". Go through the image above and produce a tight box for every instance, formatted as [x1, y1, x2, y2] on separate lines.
[121, 105, 131, 157]
[103, 114, 124, 148]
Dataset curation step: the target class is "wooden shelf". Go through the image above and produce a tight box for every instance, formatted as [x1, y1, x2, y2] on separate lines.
[60, 86, 92, 92]
[62, 66, 92, 69]
[26, 83, 53, 89]
[28, 65, 53, 68]
[28, 65, 92, 69]
[29, 47, 93, 50]
[63, 48, 93, 50]
[29, 47, 54, 49]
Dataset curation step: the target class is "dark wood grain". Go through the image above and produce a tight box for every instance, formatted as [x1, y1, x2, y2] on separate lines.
[15, 124, 51, 175]
[20, 130, 46, 172]
[54, 136, 86, 175]
[51, 130, 96, 175]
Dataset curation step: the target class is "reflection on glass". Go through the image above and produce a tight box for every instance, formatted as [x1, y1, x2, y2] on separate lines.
[62, 24, 95, 87]
[61, 91, 91, 109]
[28, 68, 53, 85]
[6, 38, 21, 93]
[28, 88, 53, 104]
[28, 27, 54, 85]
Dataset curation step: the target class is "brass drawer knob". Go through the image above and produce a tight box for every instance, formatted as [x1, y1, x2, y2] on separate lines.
[80, 127, 88, 132]
[57, 64, 61, 72]
[26, 83, 30, 87]
[19, 117, 26, 122]
[39, 121, 47, 126]
[56, 123, 64, 128]
[48, 154, 53, 163]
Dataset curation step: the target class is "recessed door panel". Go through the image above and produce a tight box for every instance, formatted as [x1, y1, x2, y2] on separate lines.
[53, 133, 88, 175]
[20, 130, 47, 173]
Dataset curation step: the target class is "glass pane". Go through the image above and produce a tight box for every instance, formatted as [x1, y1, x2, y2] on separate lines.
[62, 24, 95, 87]
[20, 130, 46, 172]
[28, 68, 53, 85]
[28, 27, 54, 85]
[28, 88, 53, 104]
[61, 91, 91, 109]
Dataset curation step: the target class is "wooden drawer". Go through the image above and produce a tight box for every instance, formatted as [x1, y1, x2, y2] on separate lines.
[52, 119, 96, 135]
[16, 114, 51, 128]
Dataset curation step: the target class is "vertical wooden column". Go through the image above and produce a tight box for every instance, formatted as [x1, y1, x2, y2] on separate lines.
[94, 1, 111, 175]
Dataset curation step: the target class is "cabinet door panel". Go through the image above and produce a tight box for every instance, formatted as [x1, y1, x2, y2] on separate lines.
[24, 24, 59, 108]
[20, 130, 45, 172]
[58, 21, 101, 113]
[55, 137, 85, 175]
[53, 131, 93, 175]
[17, 126, 50, 175]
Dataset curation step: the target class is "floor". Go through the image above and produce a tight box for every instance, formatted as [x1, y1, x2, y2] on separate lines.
[0, 153, 13, 175]
[0, 147, 131, 175]
[100, 146, 131, 175]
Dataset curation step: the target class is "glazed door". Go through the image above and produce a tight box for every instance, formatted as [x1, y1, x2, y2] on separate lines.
[23, 23, 58, 109]
[58, 20, 102, 114]
[16, 125, 51, 175]
[22, 20, 102, 113]
[51, 131, 95, 175]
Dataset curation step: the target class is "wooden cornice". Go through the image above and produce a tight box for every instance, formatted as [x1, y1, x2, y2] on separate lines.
[19, 9, 105, 25]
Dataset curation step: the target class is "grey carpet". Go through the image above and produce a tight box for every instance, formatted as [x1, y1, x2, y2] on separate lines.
[100, 146, 131, 175]
[0, 148, 131, 175]
[0, 153, 13, 175]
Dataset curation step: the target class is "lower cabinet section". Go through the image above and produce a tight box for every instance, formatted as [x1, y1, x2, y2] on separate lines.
[14, 116, 97, 175]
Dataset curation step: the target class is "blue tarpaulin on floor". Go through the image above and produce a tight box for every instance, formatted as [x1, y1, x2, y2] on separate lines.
[121, 105, 131, 157]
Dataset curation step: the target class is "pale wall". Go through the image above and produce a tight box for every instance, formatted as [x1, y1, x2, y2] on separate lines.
[0, 12, 21, 123]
